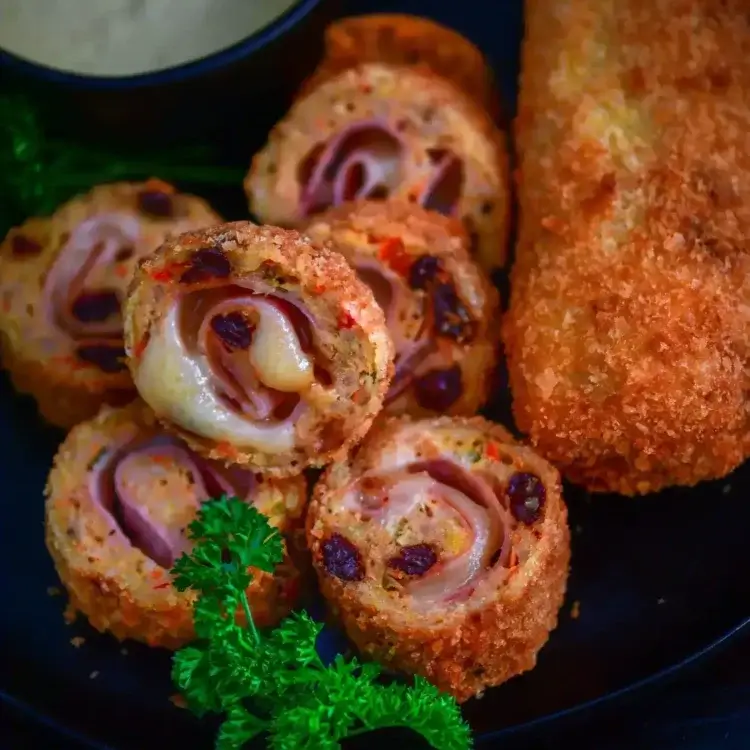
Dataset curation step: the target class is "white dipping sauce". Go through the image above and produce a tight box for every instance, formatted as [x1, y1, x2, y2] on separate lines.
[0, 0, 300, 77]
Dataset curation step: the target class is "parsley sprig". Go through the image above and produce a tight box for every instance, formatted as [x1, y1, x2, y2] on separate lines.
[170, 496, 472, 750]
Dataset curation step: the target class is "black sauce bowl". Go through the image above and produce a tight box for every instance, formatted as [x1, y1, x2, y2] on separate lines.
[0, 0, 341, 157]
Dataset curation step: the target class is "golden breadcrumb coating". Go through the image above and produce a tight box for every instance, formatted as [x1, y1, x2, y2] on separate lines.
[0, 180, 222, 429]
[246, 62, 510, 271]
[303, 200, 500, 417]
[504, 0, 750, 494]
[307, 415, 570, 702]
[45, 400, 306, 649]
[124, 221, 393, 476]
[316, 14, 500, 117]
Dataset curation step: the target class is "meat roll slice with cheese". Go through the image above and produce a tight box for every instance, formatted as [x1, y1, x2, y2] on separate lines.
[304, 201, 500, 417]
[307, 416, 570, 702]
[124, 221, 393, 475]
[0, 180, 222, 429]
[317, 14, 500, 117]
[45, 400, 306, 649]
[246, 62, 510, 271]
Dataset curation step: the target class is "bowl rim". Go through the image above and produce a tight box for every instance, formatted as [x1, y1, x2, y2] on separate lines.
[0, 0, 325, 90]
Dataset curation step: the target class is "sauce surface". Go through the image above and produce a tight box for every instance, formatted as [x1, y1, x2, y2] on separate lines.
[0, 0, 300, 76]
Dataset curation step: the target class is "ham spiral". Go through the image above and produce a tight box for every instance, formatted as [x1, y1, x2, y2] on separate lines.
[304, 200, 500, 416]
[45, 401, 306, 649]
[124, 221, 393, 475]
[307, 416, 570, 702]
[245, 62, 510, 271]
[0, 180, 222, 429]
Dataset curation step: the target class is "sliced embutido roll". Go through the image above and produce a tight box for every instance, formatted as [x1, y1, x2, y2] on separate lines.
[124, 221, 393, 475]
[0, 180, 222, 429]
[303, 201, 500, 416]
[317, 14, 500, 118]
[246, 62, 510, 271]
[45, 400, 306, 649]
[307, 416, 570, 702]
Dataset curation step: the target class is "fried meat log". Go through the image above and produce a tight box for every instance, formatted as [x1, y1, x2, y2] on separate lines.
[0, 180, 221, 428]
[307, 416, 570, 701]
[504, 0, 750, 494]
[45, 400, 306, 648]
[124, 222, 393, 475]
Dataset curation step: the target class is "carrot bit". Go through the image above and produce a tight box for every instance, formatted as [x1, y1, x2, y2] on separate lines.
[313, 283, 326, 294]
[377, 237, 412, 276]
[337, 310, 356, 329]
[150, 569, 163, 580]
[485, 442, 500, 461]
[134, 333, 150, 359]
[216, 441, 239, 459]
[114, 264, 129, 279]
[150, 261, 187, 283]
[153, 582, 171, 590]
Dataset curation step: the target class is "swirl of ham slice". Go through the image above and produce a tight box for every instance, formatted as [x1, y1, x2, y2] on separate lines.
[44, 214, 141, 344]
[298, 120, 464, 219]
[353, 258, 434, 405]
[343, 458, 513, 609]
[136, 283, 325, 455]
[90, 432, 257, 569]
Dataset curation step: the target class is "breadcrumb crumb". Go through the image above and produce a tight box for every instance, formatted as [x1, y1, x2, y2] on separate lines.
[70, 636, 85, 648]
[570, 600, 581, 619]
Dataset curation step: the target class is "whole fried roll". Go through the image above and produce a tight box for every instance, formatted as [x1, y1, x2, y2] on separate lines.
[317, 14, 500, 117]
[246, 62, 510, 271]
[45, 400, 306, 649]
[0, 180, 221, 429]
[124, 221, 393, 475]
[307, 416, 570, 702]
[304, 200, 500, 417]
[505, 0, 750, 494]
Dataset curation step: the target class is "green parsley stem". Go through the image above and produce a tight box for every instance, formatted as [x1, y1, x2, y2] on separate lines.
[241, 591, 260, 644]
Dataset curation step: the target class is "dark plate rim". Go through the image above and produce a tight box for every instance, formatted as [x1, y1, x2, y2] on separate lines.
[0, 0, 323, 90]
[4, 614, 750, 748]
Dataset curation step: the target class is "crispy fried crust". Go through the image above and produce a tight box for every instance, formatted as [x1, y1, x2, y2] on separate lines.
[246, 62, 510, 271]
[504, 0, 750, 495]
[124, 221, 393, 475]
[45, 401, 306, 649]
[303, 200, 501, 417]
[0, 180, 222, 429]
[307, 416, 570, 702]
[315, 14, 500, 118]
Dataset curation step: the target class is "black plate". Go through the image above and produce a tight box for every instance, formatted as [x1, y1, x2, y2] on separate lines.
[2, 0, 750, 748]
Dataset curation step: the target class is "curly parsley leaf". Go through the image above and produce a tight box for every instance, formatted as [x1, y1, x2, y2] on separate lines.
[170, 496, 472, 750]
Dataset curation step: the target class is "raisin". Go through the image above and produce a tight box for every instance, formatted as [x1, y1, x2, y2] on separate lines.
[322, 534, 364, 581]
[413, 365, 463, 411]
[432, 282, 474, 342]
[137, 189, 174, 218]
[71, 290, 121, 323]
[179, 246, 231, 284]
[408, 254, 440, 290]
[507, 473, 546, 525]
[115, 246, 135, 262]
[210, 312, 254, 349]
[11, 234, 42, 257]
[76, 344, 127, 373]
[388, 544, 437, 576]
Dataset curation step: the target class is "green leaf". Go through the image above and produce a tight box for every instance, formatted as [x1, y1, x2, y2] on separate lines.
[169, 495, 472, 750]
[216, 704, 267, 750]
[171, 643, 221, 716]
